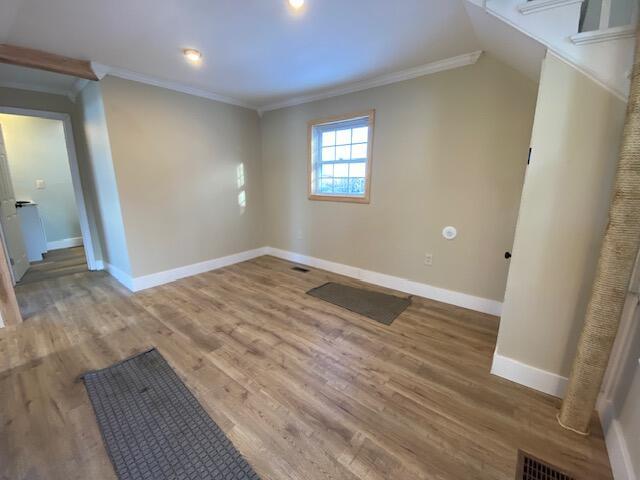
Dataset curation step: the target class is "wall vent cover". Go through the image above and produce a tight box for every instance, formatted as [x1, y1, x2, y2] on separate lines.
[517, 451, 575, 480]
[292, 266, 310, 273]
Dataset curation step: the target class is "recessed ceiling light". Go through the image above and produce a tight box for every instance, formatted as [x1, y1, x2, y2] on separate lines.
[289, 0, 304, 9]
[183, 49, 202, 65]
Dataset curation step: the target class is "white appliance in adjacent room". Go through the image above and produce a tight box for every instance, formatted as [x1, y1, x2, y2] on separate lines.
[16, 202, 47, 262]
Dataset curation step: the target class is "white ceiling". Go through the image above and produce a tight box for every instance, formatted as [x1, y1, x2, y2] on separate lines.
[0, 0, 545, 109]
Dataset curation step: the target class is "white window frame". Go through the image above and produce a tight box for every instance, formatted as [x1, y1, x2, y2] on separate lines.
[307, 110, 375, 204]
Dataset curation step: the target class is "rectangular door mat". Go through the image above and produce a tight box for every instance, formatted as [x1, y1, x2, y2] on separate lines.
[307, 282, 411, 325]
[82, 348, 261, 480]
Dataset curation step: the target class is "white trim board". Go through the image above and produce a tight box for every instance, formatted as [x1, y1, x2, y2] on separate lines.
[104, 262, 134, 291]
[518, 0, 584, 15]
[130, 247, 268, 291]
[105, 247, 268, 292]
[47, 236, 83, 251]
[490, 352, 568, 397]
[0, 107, 100, 271]
[257, 51, 483, 113]
[265, 247, 502, 316]
[102, 245, 502, 316]
[570, 25, 636, 46]
[598, 398, 637, 480]
[478, 3, 629, 101]
[91, 62, 255, 110]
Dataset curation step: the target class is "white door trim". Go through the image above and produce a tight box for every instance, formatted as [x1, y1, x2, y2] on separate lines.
[0, 107, 99, 270]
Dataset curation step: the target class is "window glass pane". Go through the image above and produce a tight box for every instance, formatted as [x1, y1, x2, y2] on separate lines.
[334, 178, 349, 194]
[321, 164, 333, 178]
[351, 143, 367, 160]
[336, 145, 351, 161]
[334, 163, 348, 177]
[336, 129, 351, 145]
[319, 178, 333, 193]
[349, 177, 365, 194]
[349, 162, 366, 177]
[310, 113, 372, 198]
[322, 131, 336, 146]
[352, 126, 368, 143]
[322, 146, 335, 161]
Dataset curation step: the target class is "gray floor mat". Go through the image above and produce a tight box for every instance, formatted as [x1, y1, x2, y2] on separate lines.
[307, 282, 411, 325]
[82, 348, 261, 480]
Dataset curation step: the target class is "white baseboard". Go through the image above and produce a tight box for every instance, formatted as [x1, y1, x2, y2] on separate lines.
[104, 262, 134, 291]
[265, 247, 503, 316]
[102, 245, 502, 316]
[130, 247, 268, 291]
[490, 352, 568, 397]
[47, 236, 83, 250]
[598, 398, 637, 480]
[93, 259, 104, 271]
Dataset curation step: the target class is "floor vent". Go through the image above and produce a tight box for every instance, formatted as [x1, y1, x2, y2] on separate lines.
[517, 451, 575, 480]
[292, 266, 310, 273]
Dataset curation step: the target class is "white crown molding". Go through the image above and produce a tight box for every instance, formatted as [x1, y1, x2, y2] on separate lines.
[257, 51, 483, 114]
[570, 25, 637, 46]
[10, 52, 482, 114]
[91, 62, 255, 110]
[518, 0, 584, 15]
[490, 352, 568, 397]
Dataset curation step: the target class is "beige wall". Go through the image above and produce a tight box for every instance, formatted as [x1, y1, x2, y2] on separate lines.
[75, 82, 131, 273]
[99, 76, 265, 277]
[261, 55, 537, 302]
[495, 52, 627, 376]
[0, 114, 81, 243]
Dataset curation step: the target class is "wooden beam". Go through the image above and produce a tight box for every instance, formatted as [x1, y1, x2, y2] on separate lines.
[0, 234, 21, 327]
[0, 44, 98, 81]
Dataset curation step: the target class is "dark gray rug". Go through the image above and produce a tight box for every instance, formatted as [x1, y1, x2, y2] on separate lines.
[82, 348, 261, 480]
[307, 282, 411, 325]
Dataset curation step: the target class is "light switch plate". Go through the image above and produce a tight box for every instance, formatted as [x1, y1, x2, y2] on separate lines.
[36, 179, 45, 189]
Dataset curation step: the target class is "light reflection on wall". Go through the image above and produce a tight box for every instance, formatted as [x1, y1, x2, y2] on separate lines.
[237, 164, 246, 213]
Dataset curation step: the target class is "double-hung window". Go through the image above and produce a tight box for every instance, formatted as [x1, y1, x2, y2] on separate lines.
[308, 110, 374, 203]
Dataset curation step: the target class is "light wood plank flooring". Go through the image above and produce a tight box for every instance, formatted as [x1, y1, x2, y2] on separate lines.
[17, 246, 88, 286]
[0, 255, 613, 479]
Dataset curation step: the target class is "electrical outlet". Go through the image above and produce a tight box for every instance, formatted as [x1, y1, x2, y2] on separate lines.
[296, 229, 303, 240]
[424, 253, 433, 266]
[35, 179, 45, 189]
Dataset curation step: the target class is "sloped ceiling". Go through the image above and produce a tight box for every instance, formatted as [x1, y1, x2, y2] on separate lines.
[0, 0, 545, 108]
[464, 2, 546, 83]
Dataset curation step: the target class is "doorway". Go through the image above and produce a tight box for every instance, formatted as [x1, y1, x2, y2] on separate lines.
[0, 108, 97, 285]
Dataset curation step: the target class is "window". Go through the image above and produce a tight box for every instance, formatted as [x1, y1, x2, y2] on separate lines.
[308, 110, 374, 203]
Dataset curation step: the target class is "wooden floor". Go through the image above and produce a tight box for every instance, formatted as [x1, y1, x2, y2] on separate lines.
[17, 246, 88, 286]
[0, 256, 613, 480]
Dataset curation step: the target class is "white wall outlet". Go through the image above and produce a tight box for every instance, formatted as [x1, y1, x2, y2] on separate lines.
[35, 179, 45, 189]
[424, 253, 433, 266]
[296, 229, 303, 240]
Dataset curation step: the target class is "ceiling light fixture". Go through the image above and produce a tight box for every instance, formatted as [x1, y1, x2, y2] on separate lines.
[183, 49, 202, 64]
[289, 0, 304, 9]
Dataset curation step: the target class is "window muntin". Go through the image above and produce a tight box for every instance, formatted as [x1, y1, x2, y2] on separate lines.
[309, 111, 374, 203]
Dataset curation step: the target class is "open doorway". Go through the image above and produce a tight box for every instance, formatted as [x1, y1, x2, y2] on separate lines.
[0, 108, 97, 286]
